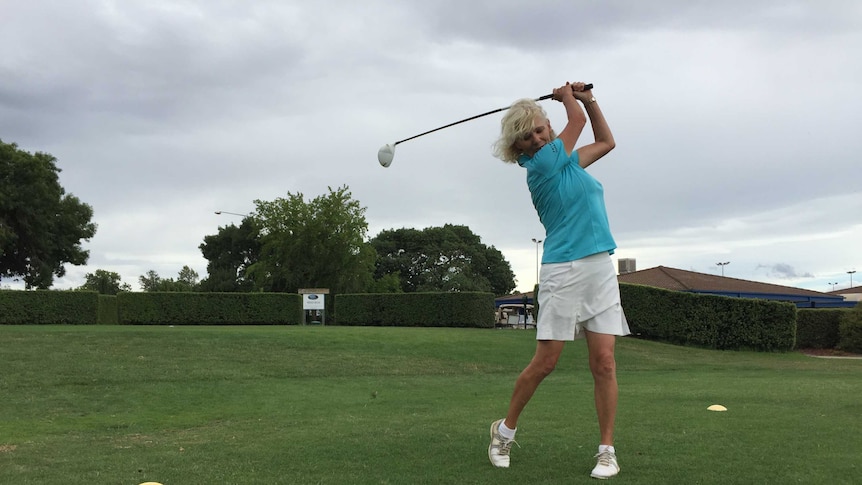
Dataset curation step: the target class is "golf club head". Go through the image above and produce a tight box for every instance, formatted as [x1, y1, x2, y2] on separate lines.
[378, 144, 395, 167]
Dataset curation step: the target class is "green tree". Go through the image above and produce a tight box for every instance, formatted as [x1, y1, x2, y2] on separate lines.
[0, 139, 97, 288]
[138, 270, 161, 292]
[176, 265, 200, 290]
[370, 224, 515, 295]
[367, 273, 403, 293]
[198, 218, 260, 292]
[247, 185, 376, 293]
[78, 269, 132, 295]
[139, 266, 200, 292]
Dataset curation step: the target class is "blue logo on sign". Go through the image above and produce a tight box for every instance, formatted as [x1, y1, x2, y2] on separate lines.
[308, 294, 319, 300]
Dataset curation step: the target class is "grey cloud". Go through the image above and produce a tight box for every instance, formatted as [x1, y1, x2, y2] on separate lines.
[410, 0, 862, 49]
[756, 263, 814, 279]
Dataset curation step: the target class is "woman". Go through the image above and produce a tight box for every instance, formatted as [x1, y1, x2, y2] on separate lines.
[487, 82, 630, 480]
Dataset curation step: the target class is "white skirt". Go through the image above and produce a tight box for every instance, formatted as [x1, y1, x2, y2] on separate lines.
[536, 252, 631, 341]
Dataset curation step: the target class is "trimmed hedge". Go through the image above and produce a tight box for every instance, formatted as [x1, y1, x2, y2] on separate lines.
[838, 302, 862, 353]
[0, 290, 99, 324]
[336, 292, 495, 328]
[117, 292, 302, 325]
[98, 295, 119, 325]
[620, 283, 797, 351]
[796, 308, 844, 349]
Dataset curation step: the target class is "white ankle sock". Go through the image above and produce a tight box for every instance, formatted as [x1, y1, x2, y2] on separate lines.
[599, 444, 615, 454]
[498, 421, 516, 440]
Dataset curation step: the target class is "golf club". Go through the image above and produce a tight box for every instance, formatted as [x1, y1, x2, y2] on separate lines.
[378, 83, 593, 167]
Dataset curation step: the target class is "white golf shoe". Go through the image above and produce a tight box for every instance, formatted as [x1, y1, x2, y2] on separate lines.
[487, 419, 516, 468]
[590, 449, 620, 479]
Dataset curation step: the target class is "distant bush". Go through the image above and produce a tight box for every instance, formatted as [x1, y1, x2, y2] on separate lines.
[838, 302, 862, 353]
[98, 295, 119, 325]
[796, 309, 844, 349]
[118, 292, 302, 325]
[0, 290, 98, 324]
[620, 283, 796, 351]
[336, 292, 495, 328]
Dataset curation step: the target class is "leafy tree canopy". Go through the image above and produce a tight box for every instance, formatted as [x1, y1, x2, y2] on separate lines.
[370, 224, 515, 295]
[196, 187, 517, 296]
[139, 266, 200, 292]
[78, 269, 132, 295]
[0, 139, 96, 288]
[198, 218, 260, 292]
[246, 185, 376, 293]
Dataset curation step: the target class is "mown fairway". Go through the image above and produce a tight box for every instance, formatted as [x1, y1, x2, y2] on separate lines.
[1, 325, 860, 484]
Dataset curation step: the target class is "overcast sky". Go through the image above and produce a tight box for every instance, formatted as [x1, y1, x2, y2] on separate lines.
[2, 0, 860, 294]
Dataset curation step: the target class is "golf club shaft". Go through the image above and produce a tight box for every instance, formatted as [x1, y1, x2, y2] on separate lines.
[394, 83, 594, 146]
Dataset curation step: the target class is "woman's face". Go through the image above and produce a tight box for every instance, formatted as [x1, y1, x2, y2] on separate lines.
[514, 116, 552, 157]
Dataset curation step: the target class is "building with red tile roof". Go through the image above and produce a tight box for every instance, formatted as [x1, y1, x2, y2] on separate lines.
[617, 266, 854, 308]
[828, 285, 862, 302]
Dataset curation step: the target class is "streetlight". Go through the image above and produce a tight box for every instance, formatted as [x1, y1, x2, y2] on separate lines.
[214, 210, 248, 217]
[849, 270, 857, 288]
[829, 282, 838, 291]
[716, 261, 730, 277]
[531, 238, 543, 287]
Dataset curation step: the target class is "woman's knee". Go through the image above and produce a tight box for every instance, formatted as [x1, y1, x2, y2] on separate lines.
[529, 349, 562, 376]
[589, 352, 616, 378]
[586, 333, 617, 378]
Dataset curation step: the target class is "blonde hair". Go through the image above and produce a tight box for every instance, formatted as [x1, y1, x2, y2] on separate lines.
[492, 98, 556, 163]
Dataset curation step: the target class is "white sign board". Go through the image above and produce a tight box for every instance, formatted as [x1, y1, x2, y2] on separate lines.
[303, 293, 325, 310]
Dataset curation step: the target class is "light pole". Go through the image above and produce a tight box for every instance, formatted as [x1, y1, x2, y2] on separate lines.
[849, 270, 857, 288]
[531, 238, 543, 288]
[716, 261, 730, 277]
[829, 282, 838, 291]
[214, 210, 248, 217]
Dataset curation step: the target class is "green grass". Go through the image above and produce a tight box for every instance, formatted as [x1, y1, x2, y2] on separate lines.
[1, 325, 860, 484]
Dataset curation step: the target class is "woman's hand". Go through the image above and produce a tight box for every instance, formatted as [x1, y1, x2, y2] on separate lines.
[553, 82, 591, 103]
[552, 82, 577, 102]
[571, 82, 593, 103]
